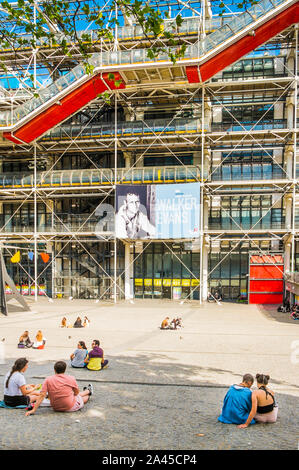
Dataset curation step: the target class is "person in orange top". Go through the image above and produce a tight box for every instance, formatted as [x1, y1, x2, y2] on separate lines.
[32, 330, 46, 349]
[161, 317, 170, 329]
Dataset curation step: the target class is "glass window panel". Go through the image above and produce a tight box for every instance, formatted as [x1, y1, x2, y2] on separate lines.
[263, 164, 272, 179]
[154, 252, 163, 278]
[220, 256, 230, 278]
[222, 166, 231, 180]
[261, 209, 271, 228]
[230, 254, 240, 278]
[134, 255, 143, 278]
[251, 209, 260, 228]
[231, 210, 241, 229]
[243, 164, 252, 179]
[181, 253, 191, 278]
[209, 254, 220, 279]
[232, 165, 241, 180]
[144, 253, 153, 278]
[192, 253, 200, 278]
[241, 209, 251, 229]
[252, 165, 262, 179]
[172, 253, 181, 278]
[163, 253, 172, 278]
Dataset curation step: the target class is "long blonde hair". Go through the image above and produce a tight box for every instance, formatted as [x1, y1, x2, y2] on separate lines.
[36, 330, 43, 342]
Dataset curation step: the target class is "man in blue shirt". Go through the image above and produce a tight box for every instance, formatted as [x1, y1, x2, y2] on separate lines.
[218, 373, 255, 425]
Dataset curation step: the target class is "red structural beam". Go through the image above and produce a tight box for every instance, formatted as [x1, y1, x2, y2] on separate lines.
[3, 72, 125, 144]
[186, 2, 299, 83]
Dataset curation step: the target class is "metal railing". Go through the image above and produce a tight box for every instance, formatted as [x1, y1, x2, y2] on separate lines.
[0, 213, 112, 234]
[0, 165, 200, 189]
[208, 215, 286, 230]
[44, 118, 203, 140]
[0, 0, 289, 127]
[211, 164, 286, 181]
[211, 119, 287, 132]
[0, 15, 224, 54]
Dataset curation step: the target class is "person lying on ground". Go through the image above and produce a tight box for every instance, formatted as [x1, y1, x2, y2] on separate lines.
[25, 361, 93, 416]
[218, 373, 255, 426]
[84, 340, 109, 371]
[18, 331, 33, 348]
[238, 374, 278, 428]
[3, 358, 42, 408]
[70, 341, 88, 368]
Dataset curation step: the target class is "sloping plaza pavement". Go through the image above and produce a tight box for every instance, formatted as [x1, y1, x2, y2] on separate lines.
[0, 298, 298, 450]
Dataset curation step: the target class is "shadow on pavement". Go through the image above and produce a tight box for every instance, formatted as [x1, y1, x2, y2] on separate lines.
[257, 304, 299, 325]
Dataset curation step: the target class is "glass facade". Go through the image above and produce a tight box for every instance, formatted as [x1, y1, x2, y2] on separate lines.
[209, 195, 285, 231]
[133, 243, 200, 300]
[209, 249, 249, 301]
[0, 1, 297, 302]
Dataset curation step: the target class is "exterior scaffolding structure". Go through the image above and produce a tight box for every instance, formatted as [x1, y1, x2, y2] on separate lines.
[0, 0, 298, 304]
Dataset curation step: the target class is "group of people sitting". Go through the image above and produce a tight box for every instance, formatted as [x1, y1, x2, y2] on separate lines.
[3, 357, 93, 415]
[277, 300, 299, 320]
[60, 316, 90, 328]
[18, 330, 46, 350]
[3, 359, 277, 427]
[70, 339, 108, 371]
[218, 373, 278, 427]
[160, 316, 183, 330]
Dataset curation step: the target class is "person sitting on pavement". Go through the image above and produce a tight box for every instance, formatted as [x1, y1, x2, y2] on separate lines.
[161, 317, 170, 329]
[170, 318, 177, 329]
[84, 340, 108, 371]
[60, 317, 68, 328]
[73, 316, 84, 328]
[70, 341, 88, 368]
[3, 358, 42, 408]
[83, 316, 90, 328]
[291, 310, 299, 320]
[238, 374, 278, 428]
[32, 330, 46, 349]
[18, 331, 33, 348]
[218, 373, 255, 426]
[25, 361, 93, 416]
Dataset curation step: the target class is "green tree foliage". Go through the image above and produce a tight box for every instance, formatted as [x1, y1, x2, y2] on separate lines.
[0, 0, 187, 76]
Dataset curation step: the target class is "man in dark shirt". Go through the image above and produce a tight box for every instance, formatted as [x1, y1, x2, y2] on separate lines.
[84, 339, 109, 371]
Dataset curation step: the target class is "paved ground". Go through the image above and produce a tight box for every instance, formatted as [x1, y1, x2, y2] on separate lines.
[0, 298, 298, 450]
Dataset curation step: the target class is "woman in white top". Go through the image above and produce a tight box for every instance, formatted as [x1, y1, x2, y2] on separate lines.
[3, 358, 41, 407]
[32, 330, 46, 349]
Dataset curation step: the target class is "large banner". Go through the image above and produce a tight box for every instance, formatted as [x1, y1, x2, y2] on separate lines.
[115, 183, 200, 239]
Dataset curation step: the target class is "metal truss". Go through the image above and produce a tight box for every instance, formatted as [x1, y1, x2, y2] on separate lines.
[0, 2, 298, 303]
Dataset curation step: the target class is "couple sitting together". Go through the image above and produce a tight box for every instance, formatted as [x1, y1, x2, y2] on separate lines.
[70, 339, 108, 371]
[160, 317, 183, 330]
[218, 373, 278, 428]
[3, 358, 93, 415]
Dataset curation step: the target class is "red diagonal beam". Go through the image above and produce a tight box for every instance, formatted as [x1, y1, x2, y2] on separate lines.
[3, 72, 125, 144]
[186, 2, 299, 83]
